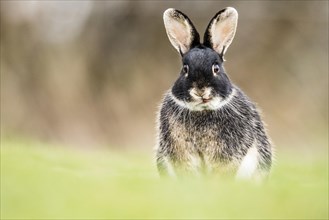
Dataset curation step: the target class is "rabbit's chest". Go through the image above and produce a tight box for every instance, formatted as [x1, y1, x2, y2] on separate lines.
[169, 118, 220, 156]
[168, 115, 243, 174]
[169, 120, 239, 174]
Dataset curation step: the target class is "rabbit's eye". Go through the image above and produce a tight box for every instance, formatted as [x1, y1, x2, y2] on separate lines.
[182, 65, 189, 77]
[212, 64, 220, 75]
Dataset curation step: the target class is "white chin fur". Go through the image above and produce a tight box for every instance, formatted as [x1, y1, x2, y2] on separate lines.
[170, 88, 236, 111]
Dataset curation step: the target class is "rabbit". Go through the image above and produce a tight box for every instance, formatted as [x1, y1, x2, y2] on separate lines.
[156, 7, 272, 180]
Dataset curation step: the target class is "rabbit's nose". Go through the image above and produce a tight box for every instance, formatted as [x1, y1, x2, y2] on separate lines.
[195, 88, 205, 97]
[190, 87, 212, 101]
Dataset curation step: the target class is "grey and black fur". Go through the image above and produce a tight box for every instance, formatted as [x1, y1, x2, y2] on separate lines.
[156, 7, 272, 180]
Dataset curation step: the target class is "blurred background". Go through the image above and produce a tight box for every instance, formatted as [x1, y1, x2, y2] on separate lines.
[1, 1, 328, 152]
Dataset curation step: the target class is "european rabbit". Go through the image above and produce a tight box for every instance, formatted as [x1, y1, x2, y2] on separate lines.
[156, 7, 272, 180]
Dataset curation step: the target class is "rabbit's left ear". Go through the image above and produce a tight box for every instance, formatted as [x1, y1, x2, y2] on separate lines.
[204, 7, 238, 57]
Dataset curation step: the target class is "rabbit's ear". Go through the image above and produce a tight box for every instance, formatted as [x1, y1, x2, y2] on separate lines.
[163, 8, 200, 55]
[203, 7, 238, 57]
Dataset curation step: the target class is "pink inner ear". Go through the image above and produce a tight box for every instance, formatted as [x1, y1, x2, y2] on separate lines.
[210, 11, 237, 54]
[171, 22, 189, 46]
[167, 19, 191, 53]
[213, 23, 230, 50]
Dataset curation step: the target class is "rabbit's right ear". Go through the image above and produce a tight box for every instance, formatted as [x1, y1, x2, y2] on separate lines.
[163, 8, 200, 55]
[203, 7, 238, 57]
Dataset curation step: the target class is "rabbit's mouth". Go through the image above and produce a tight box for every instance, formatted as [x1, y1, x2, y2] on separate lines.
[194, 99, 216, 109]
[170, 89, 236, 111]
[192, 96, 213, 105]
[187, 89, 236, 111]
[202, 98, 212, 103]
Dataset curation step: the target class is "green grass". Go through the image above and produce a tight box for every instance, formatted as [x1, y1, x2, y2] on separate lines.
[1, 139, 328, 219]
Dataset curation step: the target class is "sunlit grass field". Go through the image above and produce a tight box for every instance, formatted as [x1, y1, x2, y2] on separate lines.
[1, 139, 328, 219]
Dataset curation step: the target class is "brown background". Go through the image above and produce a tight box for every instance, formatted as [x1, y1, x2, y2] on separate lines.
[1, 1, 328, 153]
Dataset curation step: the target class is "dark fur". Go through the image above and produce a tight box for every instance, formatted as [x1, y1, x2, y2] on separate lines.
[157, 8, 272, 178]
[172, 46, 231, 102]
[157, 87, 272, 176]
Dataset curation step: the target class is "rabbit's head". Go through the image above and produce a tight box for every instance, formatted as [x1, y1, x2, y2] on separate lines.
[163, 7, 238, 111]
